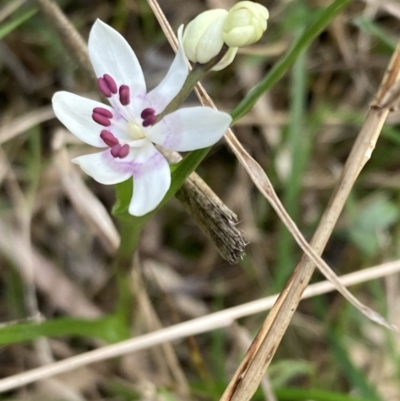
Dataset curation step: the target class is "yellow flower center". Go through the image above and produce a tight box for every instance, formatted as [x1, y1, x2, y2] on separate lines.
[128, 121, 145, 140]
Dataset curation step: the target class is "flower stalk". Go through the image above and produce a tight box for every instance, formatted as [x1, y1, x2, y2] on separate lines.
[157, 44, 229, 122]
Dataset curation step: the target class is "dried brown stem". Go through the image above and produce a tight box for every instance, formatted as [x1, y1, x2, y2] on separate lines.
[219, 41, 400, 401]
[34, 0, 95, 86]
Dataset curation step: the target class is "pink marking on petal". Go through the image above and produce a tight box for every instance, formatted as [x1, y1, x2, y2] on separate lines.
[118, 144, 130, 158]
[100, 130, 119, 147]
[142, 114, 157, 127]
[119, 85, 130, 106]
[92, 112, 111, 126]
[103, 74, 118, 94]
[111, 144, 121, 158]
[97, 78, 112, 97]
[141, 108, 155, 119]
[93, 107, 113, 118]
[131, 149, 166, 178]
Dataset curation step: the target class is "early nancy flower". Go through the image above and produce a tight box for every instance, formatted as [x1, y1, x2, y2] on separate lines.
[52, 20, 231, 216]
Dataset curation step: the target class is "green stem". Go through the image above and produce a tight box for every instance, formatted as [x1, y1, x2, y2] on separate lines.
[157, 45, 229, 122]
[115, 219, 145, 266]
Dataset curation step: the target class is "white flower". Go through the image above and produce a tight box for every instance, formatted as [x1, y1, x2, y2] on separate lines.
[52, 20, 231, 216]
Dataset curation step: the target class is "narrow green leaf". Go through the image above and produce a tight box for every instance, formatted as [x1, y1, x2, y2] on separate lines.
[276, 1, 309, 287]
[327, 331, 382, 400]
[0, 9, 37, 39]
[0, 314, 129, 346]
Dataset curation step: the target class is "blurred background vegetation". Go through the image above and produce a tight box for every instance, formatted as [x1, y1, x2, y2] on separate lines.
[1, 0, 400, 400]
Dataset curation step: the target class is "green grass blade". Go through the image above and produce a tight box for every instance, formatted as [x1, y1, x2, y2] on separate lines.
[0, 9, 37, 39]
[274, 387, 381, 401]
[0, 314, 129, 346]
[276, 16, 308, 286]
[353, 16, 396, 50]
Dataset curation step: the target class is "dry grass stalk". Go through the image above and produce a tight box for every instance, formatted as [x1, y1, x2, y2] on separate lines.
[0, 106, 54, 145]
[0, 218, 102, 318]
[1, 258, 400, 392]
[147, 0, 394, 327]
[34, 0, 95, 85]
[219, 41, 400, 401]
[130, 259, 190, 395]
[35, 0, 245, 263]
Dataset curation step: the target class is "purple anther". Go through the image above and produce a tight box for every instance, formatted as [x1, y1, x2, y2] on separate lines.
[142, 114, 157, 127]
[93, 107, 113, 118]
[141, 108, 155, 119]
[119, 85, 130, 106]
[111, 144, 121, 158]
[103, 74, 118, 94]
[92, 111, 111, 127]
[118, 144, 130, 158]
[100, 130, 119, 147]
[97, 77, 112, 97]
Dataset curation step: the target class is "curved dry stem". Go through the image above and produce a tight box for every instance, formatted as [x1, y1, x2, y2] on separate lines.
[220, 42, 400, 401]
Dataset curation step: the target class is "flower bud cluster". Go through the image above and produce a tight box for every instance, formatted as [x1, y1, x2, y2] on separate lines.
[183, 1, 269, 70]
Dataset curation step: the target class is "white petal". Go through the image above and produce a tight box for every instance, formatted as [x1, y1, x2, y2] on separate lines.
[72, 149, 135, 185]
[144, 26, 189, 114]
[89, 19, 146, 100]
[183, 10, 228, 63]
[194, 12, 227, 63]
[52, 91, 110, 147]
[128, 142, 171, 216]
[146, 107, 231, 151]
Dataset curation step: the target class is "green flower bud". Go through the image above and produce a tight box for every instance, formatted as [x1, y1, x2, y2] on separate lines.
[223, 1, 269, 47]
[183, 9, 228, 64]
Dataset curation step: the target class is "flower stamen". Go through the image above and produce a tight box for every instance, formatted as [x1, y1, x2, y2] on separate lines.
[110, 143, 130, 158]
[141, 108, 157, 127]
[119, 85, 130, 105]
[92, 107, 113, 126]
[100, 130, 119, 146]
[97, 74, 118, 97]
[141, 108, 155, 119]
[111, 144, 121, 157]
[119, 144, 130, 158]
